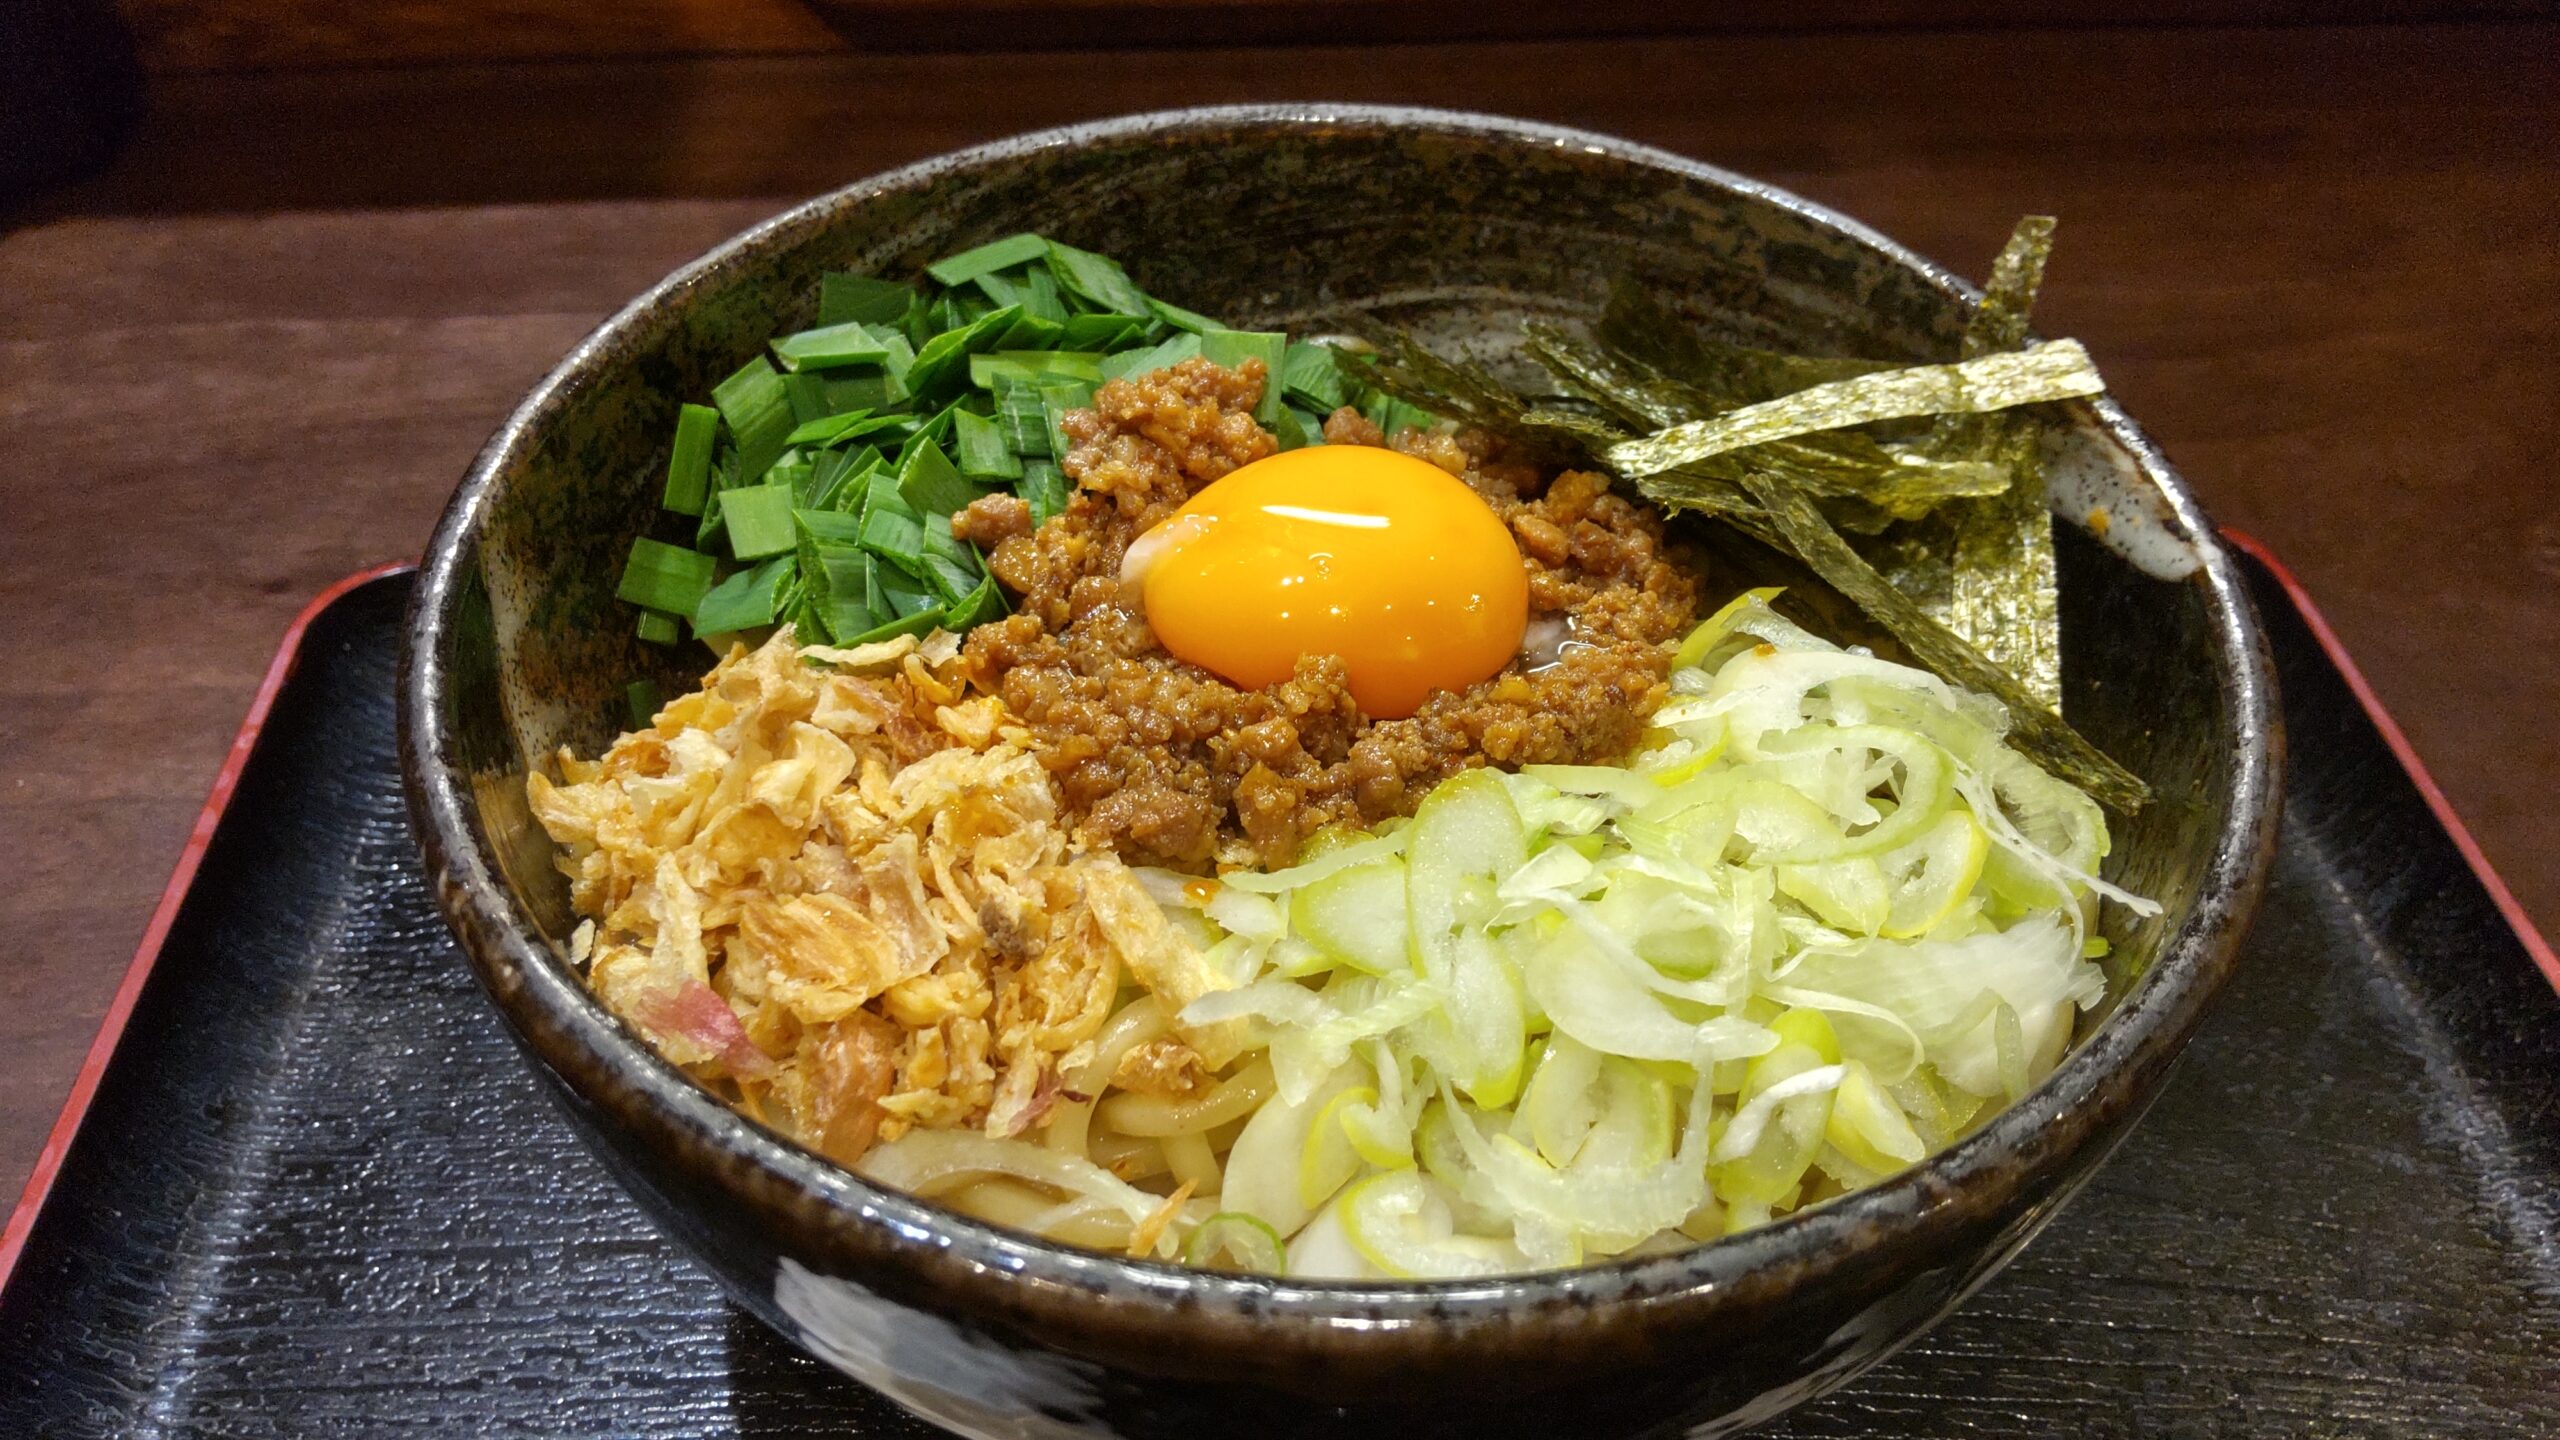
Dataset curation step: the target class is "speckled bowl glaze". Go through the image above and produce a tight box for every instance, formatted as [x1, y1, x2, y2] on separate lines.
[400, 106, 2280, 1439]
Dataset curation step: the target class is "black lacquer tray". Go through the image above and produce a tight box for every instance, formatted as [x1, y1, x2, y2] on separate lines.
[3, 546, 2555, 1439]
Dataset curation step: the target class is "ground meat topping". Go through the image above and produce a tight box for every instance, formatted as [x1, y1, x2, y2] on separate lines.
[965, 356, 1700, 870]
[951, 492, 1034, 548]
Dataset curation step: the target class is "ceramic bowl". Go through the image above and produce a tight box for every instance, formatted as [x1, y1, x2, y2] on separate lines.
[399, 104, 2281, 1439]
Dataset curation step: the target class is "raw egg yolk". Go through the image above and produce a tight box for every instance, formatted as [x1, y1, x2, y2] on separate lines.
[1129, 446, 1530, 719]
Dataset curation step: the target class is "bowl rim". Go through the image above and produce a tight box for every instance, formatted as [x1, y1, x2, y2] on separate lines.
[400, 101, 2282, 1329]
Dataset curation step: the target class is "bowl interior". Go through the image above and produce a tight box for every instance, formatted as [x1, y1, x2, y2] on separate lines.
[418, 106, 2261, 1275]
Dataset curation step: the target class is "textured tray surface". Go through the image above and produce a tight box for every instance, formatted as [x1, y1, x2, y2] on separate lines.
[3, 567, 2554, 1439]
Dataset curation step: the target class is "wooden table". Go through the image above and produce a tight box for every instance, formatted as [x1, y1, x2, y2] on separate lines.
[4, 18, 2554, 1207]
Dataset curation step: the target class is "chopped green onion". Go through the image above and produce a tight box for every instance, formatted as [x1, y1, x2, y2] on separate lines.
[721, 483, 797, 561]
[691, 553, 793, 636]
[973, 268, 1025, 310]
[1150, 296, 1221, 334]
[712, 357, 794, 484]
[1020, 265, 1068, 323]
[1281, 341, 1355, 413]
[969, 351, 1105, 390]
[906, 304, 1024, 400]
[841, 605, 946, 645]
[804, 448, 871, 512]
[1270, 406, 1315, 451]
[779, 372, 831, 426]
[635, 610, 682, 646]
[1361, 389, 1437, 440]
[995, 311, 1066, 351]
[1045, 240, 1154, 316]
[859, 506, 927, 568]
[822, 455, 882, 515]
[946, 575, 1007, 630]
[996, 380, 1052, 456]
[794, 507, 865, 548]
[953, 409, 1023, 481]
[819, 273, 914, 327]
[624, 679, 661, 729]
[616, 537, 718, 615]
[871, 557, 938, 619]
[1040, 379, 1097, 461]
[1100, 332, 1202, 383]
[768, 458, 814, 504]
[695, 481, 727, 549]
[816, 366, 908, 415]
[896, 436, 978, 515]
[1017, 460, 1069, 526]
[1289, 405, 1330, 444]
[772, 320, 895, 372]
[923, 553, 981, 604]
[927, 232, 1053, 286]
[863, 473, 920, 524]
[662, 403, 719, 516]
[1059, 313, 1147, 351]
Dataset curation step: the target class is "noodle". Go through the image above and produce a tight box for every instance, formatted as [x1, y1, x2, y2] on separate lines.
[1044, 998, 1170, 1156]
[1096, 1058, 1276, 1138]
[1161, 1132, 1224, 1195]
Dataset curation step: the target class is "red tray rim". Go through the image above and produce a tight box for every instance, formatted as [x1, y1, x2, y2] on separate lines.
[0, 562, 414, 1291]
[5, 544, 2553, 1296]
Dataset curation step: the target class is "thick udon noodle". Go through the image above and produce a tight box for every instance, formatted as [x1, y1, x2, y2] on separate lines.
[856, 996, 1253, 1256]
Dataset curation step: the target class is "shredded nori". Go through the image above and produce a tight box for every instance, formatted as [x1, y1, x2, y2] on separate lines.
[1603, 340, 2103, 479]
[1347, 220, 2151, 813]
[1927, 217, 2065, 710]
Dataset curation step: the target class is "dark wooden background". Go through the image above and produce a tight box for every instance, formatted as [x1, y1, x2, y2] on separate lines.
[2, 3, 2554, 1216]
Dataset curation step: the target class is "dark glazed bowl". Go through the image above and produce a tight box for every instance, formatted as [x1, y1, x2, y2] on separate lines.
[400, 106, 2281, 1439]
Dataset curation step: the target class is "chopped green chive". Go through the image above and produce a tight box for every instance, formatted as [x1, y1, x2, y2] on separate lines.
[617, 537, 718, 615]
[635, 609, 682, 646]
[841, 606, 945, 645]
[722, 483, 797, 561]
[969, 350, 1106, 390]
[691, 554, 793, 636]
[1040, 379, 1097, 460]
[1100, 332, 1202, 383]
[1281, 341, 1355, 414]
[996, 381, 1052, 456]
[946, 575, 1008, 630]
[662, 403, 719, 516]
[1016, 460, 1070, 526]
[819, 273, 914, 327]
[896, 436, 979, 515]
[872, 558, 938, 619]
[1021, 266, 1068, 323]
[953, 408, 1022, 481]
[859, 506, 927, 568]
[905, 304, 1024, 401]
[1059, 313, 1146, 351]
[1150, 297, 1220, 334]
[772, 320, 896, 372]
[712, 357, 794, 484]
[624, 679, 662, 729]
[1045, 241, 1154, 316]
[927, 232, 1054, 286]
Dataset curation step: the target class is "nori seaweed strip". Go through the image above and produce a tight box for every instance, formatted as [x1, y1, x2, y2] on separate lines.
[1603, 341, 2103, 478]
[1929, 217, 2064, 709]
[1524, 322, 2006, 528]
